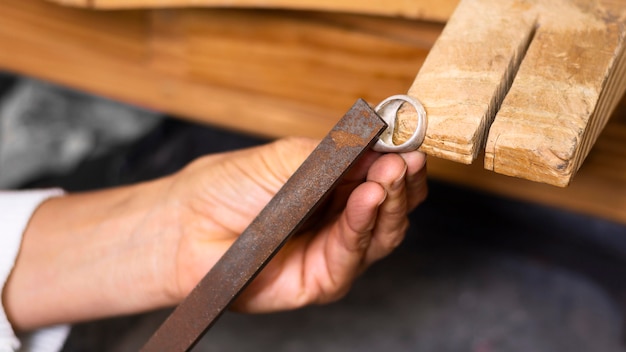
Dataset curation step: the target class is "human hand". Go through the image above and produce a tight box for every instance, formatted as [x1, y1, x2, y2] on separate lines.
[3, 137, 426, 331]
[163, 137, 428, 312]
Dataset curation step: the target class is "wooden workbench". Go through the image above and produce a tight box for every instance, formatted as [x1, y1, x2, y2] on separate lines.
[1, 0, 625, 224]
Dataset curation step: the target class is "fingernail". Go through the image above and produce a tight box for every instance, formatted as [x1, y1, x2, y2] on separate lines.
[377, 190, 388, 207]
[392, 165, 407, 190]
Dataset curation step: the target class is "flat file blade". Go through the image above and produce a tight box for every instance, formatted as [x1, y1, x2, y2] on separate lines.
[141, 99, 386, 352]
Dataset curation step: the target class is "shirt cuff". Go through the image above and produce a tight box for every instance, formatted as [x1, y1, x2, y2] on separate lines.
[0, 189, 70, 352]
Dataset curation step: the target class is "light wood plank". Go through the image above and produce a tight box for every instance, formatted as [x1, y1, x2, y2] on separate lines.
[0, 1, 436, 139]
[47, 0, 459, 22]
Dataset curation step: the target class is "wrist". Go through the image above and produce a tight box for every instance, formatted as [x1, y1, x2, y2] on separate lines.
[3, 176, 178, 330]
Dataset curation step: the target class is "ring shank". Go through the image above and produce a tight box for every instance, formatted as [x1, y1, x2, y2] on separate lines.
[372, 94, 427, 153]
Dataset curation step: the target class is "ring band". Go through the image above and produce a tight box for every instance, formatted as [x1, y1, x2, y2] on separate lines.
[372, 94, 427, 153]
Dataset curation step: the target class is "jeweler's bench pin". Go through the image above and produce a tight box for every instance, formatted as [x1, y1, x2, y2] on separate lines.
[372, 94, 427, 153]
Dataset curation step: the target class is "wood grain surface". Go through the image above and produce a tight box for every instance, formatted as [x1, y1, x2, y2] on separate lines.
[485, 0, 626, 186]
[397, 0, 626, 187]
[2, 0, 626, 223]
[47, 0, 459, 22]
[0, 0, 437, 139]
[398, 0, 536, 163]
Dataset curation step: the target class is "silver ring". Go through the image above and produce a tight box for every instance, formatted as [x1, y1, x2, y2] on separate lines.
[372, 94, 427, 153]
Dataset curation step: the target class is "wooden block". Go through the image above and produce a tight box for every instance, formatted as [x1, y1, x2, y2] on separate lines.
[484, 0, 626, 186]
[397, 0, 537, 163]
[46, 0, 460, 22]
[397, 0, 626, 187]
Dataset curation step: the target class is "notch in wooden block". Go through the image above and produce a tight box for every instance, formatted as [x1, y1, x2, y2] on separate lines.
[396, 0, 537, 163]
[484, 1, 626, 187]
[396, 0, 626, 187]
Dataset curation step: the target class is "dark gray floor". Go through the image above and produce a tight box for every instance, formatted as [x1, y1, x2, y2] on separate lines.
[2, 74, 626, 351]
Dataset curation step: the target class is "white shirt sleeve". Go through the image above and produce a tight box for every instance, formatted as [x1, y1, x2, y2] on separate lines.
[0, 189, 70, 352]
